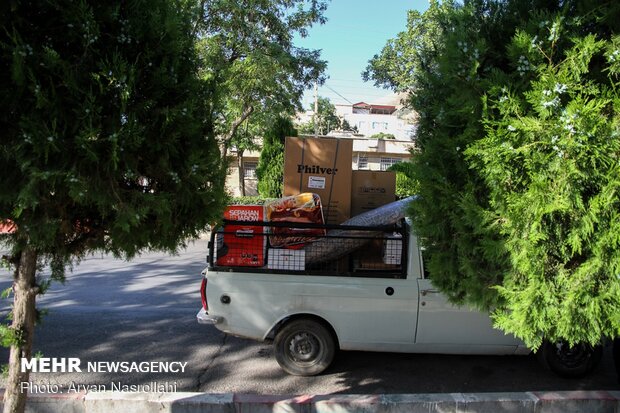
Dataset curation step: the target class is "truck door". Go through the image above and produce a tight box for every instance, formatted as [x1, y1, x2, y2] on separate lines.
[302, 276, 419, 352]
[295, 225, 420, 352]
[414, 277, 520, 353]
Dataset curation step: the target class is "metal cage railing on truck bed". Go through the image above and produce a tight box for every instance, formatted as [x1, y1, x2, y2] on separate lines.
[207, 219, 408, 278]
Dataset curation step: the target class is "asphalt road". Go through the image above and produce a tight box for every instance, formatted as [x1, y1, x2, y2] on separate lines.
[0, 239, 617, 395]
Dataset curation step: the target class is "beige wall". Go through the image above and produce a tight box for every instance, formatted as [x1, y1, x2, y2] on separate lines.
[226, 155, 259, 197]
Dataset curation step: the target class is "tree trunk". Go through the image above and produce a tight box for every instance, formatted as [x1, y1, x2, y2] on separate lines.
[219, 105, 254, 159]
[237, 149, 246, 197]
[4, 247, 38, 413]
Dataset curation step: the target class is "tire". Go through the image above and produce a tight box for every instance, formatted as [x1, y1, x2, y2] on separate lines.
[274, 319, 336, 376]
[540, 340, 603, 378]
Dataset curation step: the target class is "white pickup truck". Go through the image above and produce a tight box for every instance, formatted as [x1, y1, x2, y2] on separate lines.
[197, 212, 601, 378]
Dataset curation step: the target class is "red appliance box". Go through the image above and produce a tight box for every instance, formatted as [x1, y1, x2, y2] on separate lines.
[217, 205, 266, 267]
[265, 193, 325, 249]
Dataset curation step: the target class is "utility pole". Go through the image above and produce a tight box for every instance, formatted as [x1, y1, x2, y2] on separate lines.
[314, 82, 318, 138]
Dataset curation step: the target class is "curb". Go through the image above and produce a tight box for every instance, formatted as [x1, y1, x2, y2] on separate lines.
[1, 390, 618, 413]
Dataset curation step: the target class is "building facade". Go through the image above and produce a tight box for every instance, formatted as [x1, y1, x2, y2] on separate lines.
[226, 98, 417, 197]
[226, 137, 414, 197]
[335, 102, 416, 140]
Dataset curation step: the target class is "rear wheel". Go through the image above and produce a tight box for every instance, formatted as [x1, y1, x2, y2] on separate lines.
[274, 319, 336, 376]
[540, 340, 602, 378]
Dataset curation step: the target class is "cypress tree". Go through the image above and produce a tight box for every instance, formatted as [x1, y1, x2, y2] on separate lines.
[0, 1, 226, 411]
[256, 116, 297, 198]
[366, 0, 620, 347]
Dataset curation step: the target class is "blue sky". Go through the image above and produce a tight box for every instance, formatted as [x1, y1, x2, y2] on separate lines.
[295, 0, 429, 109]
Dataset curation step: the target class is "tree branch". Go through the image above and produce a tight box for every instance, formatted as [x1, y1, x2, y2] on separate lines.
[191, 0, 206, 38]
[220, 105, 254, 158]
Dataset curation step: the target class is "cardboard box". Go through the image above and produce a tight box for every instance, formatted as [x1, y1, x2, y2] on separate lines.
[351, 171, 396, 217]
[267, 249, 305, 271]
[283, 137, 353, 225]
[216, 205, 266, 267]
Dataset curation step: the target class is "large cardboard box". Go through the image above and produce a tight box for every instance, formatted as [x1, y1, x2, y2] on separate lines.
[216, 205, 266, 267]
[350, 170, 396, 217]
[283, 137, 353, 224]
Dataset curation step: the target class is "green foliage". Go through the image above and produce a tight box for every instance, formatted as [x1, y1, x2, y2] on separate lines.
[297, 96, 340, 135]
[315, 97, 341, 135]
[364, 0, 456, 92]
[297, 121, 314, 135]
[196, 0, 327, 153]
[369, 133, 395, 140]
[229, 196, 275, 206]
[0, 0, 227, 271]
[0, 325, 23, 348]
[257, 148, 284, 197]
[341, 119, 358, 133]
[256, 117, 297, 198]
[368, 0, 521, 310]
[0, 1, 325, 408]
[366, 0, 620, 347]
[469, 31, 620, 348]
[388, 160, 419, 198]
[1, 287, 12, 300]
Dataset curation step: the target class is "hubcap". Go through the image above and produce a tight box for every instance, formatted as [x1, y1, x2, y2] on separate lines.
[554, 341, 588, 368]
[289, 332, 320, 362]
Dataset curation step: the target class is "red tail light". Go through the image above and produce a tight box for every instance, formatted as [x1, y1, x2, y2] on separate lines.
[200, 278, 208, 311]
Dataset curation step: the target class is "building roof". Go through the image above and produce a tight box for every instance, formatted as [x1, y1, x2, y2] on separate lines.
[352, 102, 397, 114]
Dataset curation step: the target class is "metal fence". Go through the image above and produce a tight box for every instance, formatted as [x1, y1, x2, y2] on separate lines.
[207, 220, 408, 278]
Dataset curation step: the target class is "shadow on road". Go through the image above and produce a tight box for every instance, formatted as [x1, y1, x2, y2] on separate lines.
[0, 239, 617, 395]
[0, 240, 208, 314]
[195, 334, 619, 395]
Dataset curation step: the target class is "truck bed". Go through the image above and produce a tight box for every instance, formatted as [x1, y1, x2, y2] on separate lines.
[208, 220, 408, 278]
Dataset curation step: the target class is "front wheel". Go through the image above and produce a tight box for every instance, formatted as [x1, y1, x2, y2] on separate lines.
[274, 319, 336, 376]
[540, 340, 602, 378]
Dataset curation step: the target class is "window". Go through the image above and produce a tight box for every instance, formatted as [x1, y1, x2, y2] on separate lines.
[370, 122, 389, 132]
[243, 162, 257, 179]
[358, 155, 368, 170]
[380, 157, 401, 171]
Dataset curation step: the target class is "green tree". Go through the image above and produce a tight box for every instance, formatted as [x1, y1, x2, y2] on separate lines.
[468, 21, 620, 348]
[367, 0, 517, 311]
[256, 116, 298, 198]
[230, 118, 261, 197]
[341, 118, 358, 133]
[366, 0, 620, 348]
[195, 0, 327, 159]
[316, 96, 341, 135]
[297, 96, 341, 135]
[0, 1, 225, 411]
[388, 157, 419, 198]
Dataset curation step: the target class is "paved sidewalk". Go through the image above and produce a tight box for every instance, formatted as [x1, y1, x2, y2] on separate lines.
[1, 390, 619, 412]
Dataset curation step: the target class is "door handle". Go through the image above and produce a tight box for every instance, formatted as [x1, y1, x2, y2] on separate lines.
[421, 288, 439, 296]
